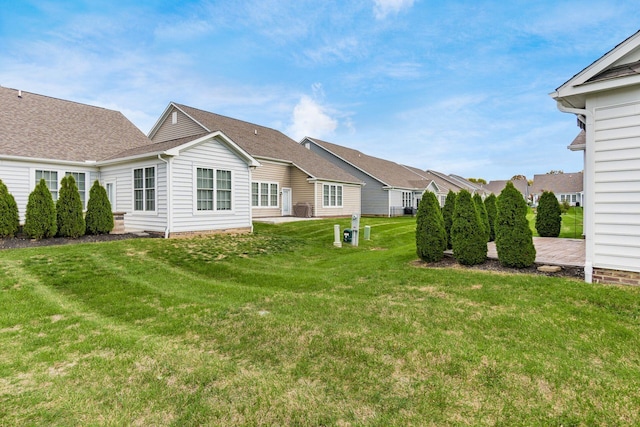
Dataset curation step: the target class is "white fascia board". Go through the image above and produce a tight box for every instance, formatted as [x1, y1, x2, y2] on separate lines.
[568, 143, 586, 152]
[0, 154, 98, 167]
[97, 151, 170, 166]
[555, 74, 640, 101]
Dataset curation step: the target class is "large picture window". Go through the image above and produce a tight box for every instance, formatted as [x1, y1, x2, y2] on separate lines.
[323, 184, 343, 207]
[196, 168, 232, 211]
[252, 181, 279, 207]
[134, 167, 155, 211]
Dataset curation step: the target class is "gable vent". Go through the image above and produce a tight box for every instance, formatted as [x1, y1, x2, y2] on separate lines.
[18, 89, 22, 98]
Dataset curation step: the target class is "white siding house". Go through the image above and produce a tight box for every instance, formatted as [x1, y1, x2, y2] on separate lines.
[551, 30, 640, 285]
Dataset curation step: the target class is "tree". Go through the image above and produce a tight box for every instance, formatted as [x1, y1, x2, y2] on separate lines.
[442, 190, 457, 249]
[511, 174, 527, 181]
[535, 191, 562, 237]
[495, 182, 536, 268]
[484, 193, 497, 242]
[451, 189, 487, 265]
[415, 191, 447, 262]
[546, 170, 564, 175]
[56, 175, 85, 238]
[473, 193, 490, 243]
[24, 179, 57, 239]
[85, 180, 114, 235]
[468, 178, 487, 185]
[0, 179, 20, 238]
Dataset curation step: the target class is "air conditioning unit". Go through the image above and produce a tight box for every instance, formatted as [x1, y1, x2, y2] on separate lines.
[293, 202, 312, 218]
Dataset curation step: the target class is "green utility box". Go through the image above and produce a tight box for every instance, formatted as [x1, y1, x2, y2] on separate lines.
[343, 228, 352, 243]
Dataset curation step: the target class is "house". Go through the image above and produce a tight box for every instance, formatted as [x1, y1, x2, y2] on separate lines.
[148, 104, 363, 219]
[551, 29, 640, 285]
[0, 86, 260, 236]
[530, 172, 583, 207]
[300, 137, 434, 216]
[422, 170, 488, 204]
[482, 179, 530, 200]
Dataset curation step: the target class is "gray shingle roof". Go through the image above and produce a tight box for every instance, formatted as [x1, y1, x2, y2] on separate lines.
[482, 179, 529, 196]
[569, 130, 586, 150]
[172, 104, 361, 184]
[531, 172, 583, 194]
[306, 138, 431, 189]
[0, 86, 152, 162]
[586, 59, 640, 83]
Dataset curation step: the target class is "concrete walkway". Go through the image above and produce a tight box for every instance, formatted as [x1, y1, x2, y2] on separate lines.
[488, 237, 585, 267]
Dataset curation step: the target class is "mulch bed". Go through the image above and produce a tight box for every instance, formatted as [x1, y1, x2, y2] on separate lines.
[412, 254, 584, 280]
[0, 233, 158, 250]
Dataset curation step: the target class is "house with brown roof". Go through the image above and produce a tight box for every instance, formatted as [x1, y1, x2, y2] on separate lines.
[0, 86, 259, 236]
[482, 179, 530, 200]
[551, 29, 640, 285]
[149, 104, 362, 219]
[422, 170, 489, 203]
[300, 137, 434, 216]
[530, 172, 583, 207]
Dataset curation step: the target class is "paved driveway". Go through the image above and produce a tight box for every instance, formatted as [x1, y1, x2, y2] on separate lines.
[488, 237, 585, 267]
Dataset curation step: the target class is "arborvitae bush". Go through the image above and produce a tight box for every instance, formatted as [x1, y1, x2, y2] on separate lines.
[442, 190, 457, 249]
[85, 180, 114, 235]
[416, 191, 447, 262]
[496, 181, 536, 268]
[56, 175, 86, 238]
[484, 193, 497, 242]
[451, 189, 487, 265]
[24, 179, 57, 239]
[473, 193, 490, 243]
[535, 191, 562, 237]
[0, 179, 20, 238]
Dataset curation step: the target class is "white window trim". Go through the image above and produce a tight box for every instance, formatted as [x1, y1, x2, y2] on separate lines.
[105, 181, 116, 212]
[322, 183, 343, 208]
[251, 181, 279, 208]
[132, 166, 157, 214]
[192, 165, 234, 214]
[32, 168, 89, 208]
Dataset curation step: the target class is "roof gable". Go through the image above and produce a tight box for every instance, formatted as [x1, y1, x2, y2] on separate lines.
[153, 103, 361, 184]
[0, 86, 152, 162]
[552, 30, 640, 108]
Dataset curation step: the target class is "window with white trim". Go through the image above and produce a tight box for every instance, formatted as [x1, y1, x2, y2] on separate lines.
[196, 168, 233, 211]
[216, 170, 232, 211]
[196, 168, 214, 210]
[323, 184, 343, 207]
[35, 170, 58, 201]
[134, 167, 155, 211]
[402, 191, 413, 207]
[252, 181, 278, 207]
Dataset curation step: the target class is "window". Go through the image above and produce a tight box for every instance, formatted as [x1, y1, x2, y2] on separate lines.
[106, 182, 115, 210]
[252, 181, 279, 207]
[323, 184, 343, 207]
[402, 191, 413, 207]
[65, 172, 86, 207]
[134, 167, 155, 211]
[216, 170, 232, 211]
[36, 170, 58, 201]
[196, 168, 214, 210]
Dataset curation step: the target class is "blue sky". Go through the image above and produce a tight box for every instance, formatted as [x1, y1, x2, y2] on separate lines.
[1, 1, 638, 181]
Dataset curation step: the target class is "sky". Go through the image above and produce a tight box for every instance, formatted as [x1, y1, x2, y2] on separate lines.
[1, 1, 638, 181]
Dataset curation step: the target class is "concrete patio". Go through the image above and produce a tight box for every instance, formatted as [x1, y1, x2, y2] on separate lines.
[488, 237, 585, 267]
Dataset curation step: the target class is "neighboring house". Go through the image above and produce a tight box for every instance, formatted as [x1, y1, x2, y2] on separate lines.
[148, 104, 363, 218]
[483, 179, 530, 200]
[551, 29, 640, 285]
[0, 87, 259, 236]
[530, 173, 583, 207]
[301, 137, 433, 216]
[422, 170, 487, 203]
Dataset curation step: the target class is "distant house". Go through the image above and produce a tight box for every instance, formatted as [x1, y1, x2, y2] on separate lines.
[0, 87, 259, 236]
[422, 170, 488, 203]
[482, 179, 529, 200]
[149, 104, 363, 219]
[530, 173, 583, 207]
[551, 29, 640, 285]
[301, 137, 432, 216]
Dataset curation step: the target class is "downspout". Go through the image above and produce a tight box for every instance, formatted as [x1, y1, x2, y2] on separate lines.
[556, 101, 593, 282]
[158, 154, 172, 239]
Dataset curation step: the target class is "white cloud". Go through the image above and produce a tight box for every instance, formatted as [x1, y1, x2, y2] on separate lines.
[286, 95, 338, 141]
[373, 0, 415, 20]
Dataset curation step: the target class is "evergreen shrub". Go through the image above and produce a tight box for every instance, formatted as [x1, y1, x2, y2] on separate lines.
[496, 182, 536, 268]
[535, 191, 561, 237]
[473, 193, 490, 243]
[442, 190, 457, 250]
[484, 193, 497, 242]
[451, 189, 487, 265]
[416, 191, 447, 262]
[24, 179, 57, 239]
[0, 179, 20, 238]
[57, 175, 86, 238]
[85, 180, 114, 235]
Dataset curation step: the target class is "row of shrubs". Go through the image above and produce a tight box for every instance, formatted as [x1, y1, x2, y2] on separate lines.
[416, 182, 563, 267]
[0, 177, 114, 239]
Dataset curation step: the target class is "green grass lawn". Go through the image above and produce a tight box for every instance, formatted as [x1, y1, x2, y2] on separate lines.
[1, 217, 638, 425]
[528, 207, 584, 238]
